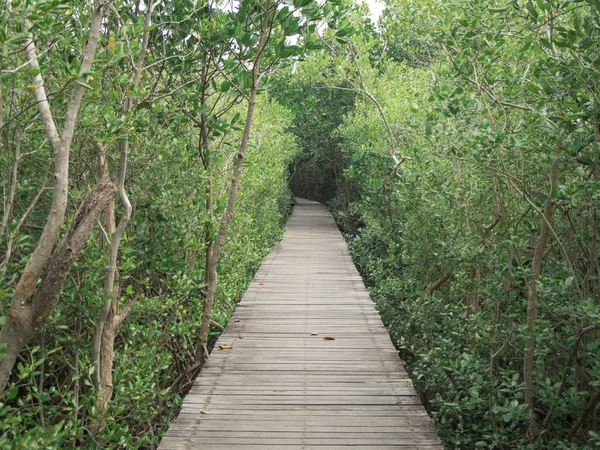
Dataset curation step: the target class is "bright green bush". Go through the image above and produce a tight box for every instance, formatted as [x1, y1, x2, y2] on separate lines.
[282, 1, 600, 446]
[0, 95, 297, 448]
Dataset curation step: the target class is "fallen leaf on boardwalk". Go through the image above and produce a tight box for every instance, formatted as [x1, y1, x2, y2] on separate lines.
[238, 335, 244, 339]
[323, 337, 335, 340]
[219, 344, 232, 349]
[200, 410, 210, 414]
[404, 380, 409, 384]
[310, 332, 319, 336]
[234, 319, 240, 322]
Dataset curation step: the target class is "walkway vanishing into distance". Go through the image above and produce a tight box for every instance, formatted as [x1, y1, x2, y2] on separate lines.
[159, 198, 442, 449]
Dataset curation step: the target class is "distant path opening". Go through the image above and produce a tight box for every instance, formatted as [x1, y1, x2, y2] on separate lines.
[159, 198, 442, 449]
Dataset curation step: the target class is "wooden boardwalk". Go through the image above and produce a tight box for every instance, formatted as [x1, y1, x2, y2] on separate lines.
[159, 198, 442, 449]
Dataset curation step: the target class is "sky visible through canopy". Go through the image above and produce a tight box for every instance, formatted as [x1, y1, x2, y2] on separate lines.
[364, 0, 384, 22]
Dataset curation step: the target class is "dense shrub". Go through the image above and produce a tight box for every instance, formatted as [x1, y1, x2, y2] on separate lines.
[0, 93, 297, 448]
[282, 1, 600, 447]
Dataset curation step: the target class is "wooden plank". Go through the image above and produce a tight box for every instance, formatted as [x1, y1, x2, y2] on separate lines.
[160, 437, 442, 445]
[158, 198, 442, 449]
[161, 443, 442, 450]
[178, 405, 430, 413]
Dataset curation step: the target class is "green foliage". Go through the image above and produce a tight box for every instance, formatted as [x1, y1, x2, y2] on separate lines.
[0, 93, 296, 447]
[281, 0, 600, 447]
[271, 77, 355, 203]
[1, 0, 300, 447]
[3, 0, 600, 448]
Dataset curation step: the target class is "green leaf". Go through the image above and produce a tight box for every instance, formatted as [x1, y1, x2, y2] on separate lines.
[525, 1, 538, 20]
[197, 104, 211, 114]
[293, 0, 313, 8]
[573, 14, 581, 31]
[220, 81, 232, 93]
[579, 38, 594, 50]
[576, 155, 593, 165]
[6, 385, 18, 400]
[520, 38, 532, 52]
[76, 81, 93, 90]
[539, 79, 553, 95]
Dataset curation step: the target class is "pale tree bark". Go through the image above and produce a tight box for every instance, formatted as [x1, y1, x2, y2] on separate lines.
[524, 157, 559, 439]
[194, 0, 273, 367]
[0, 1, 106, 394]
[93, 295, 138, 415]
[90, 1, 157, 421]
[98, 144, 116, 231]
[0, 181, 116, 393]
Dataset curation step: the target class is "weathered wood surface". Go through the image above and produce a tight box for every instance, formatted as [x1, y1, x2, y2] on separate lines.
[159, 198, 442, 449]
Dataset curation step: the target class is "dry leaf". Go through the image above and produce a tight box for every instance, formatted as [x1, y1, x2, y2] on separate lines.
[234, 319, 240, 322]
[200, 410, 210, 414]
[310, 332, 319, 336]
[323, 337, 335, 341]
[238, 335, 244, 339]
[219, 344, 232, 349]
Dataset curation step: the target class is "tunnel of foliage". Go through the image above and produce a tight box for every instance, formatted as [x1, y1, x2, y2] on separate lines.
[274, 1, 600, 448]
[1, 0, 599, 448]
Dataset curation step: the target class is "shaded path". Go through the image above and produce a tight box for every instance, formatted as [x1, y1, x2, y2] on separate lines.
[159, 198, 442, 449]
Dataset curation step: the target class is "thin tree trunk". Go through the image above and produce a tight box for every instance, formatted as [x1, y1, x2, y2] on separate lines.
[194, 0, 272, 366]
[425, 273, 451, 294]
[91, 0, 155, 419]
[14, 8, 103, 303]
[525, 157, 559, 439]
[95, 305, 118, 415]
[0, 2, 105, 394]
[347, 46, 406, 178]
[192, 48, 215, 365]
[98, 144, 116, 231]
[94, 296, 137, 415]
[0, 181, 116, 392]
